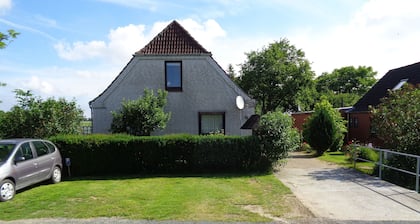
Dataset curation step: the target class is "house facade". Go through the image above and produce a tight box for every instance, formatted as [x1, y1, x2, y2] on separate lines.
[348, 62, 420, 144]
[89, 21, 255, 136]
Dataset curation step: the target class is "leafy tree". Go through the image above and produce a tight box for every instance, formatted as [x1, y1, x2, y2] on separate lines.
[318, 91, 361, 108]
[226, 63, 236, 80]
[303, 98, 347, 155]
[255, 110, 300, 164]
[0, 29, 19, 49]
[371, 84, 419, 189]
[1, 29, 19, 103]
[0, 89, 84, 138]
[371, 84, 419, 155]
[111, 89, 171, 136]
[315, 66, 377, 107]
[238, 38, 315, 114]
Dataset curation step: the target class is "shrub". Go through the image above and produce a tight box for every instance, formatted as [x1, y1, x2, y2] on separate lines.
[371, 84, 419, 155]
[255, 111, 300, 164]
[300, 142, 312, 153]
[49, 134, 265, 176]
[381, 155, 417, 190]
[358, 147, 379, 162]
[303, 98, 347, 155]
[370, 84, 419, 189]
[110, 89, 170, 136]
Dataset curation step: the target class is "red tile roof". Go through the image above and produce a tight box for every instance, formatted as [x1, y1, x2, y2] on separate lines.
[136, 20, 211, 56]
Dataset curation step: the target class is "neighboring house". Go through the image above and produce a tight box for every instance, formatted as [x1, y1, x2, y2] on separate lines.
[348, 62, 420, 144]
[89, 21, 255, 135]
[291, 62, 419, 146]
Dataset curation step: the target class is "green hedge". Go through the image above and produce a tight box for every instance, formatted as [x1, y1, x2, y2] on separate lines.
[49, 134, 268, 176]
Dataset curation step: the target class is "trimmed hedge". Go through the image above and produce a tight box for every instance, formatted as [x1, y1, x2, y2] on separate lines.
[49, 134, 268, 176]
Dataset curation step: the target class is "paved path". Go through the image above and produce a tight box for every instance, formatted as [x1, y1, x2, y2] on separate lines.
[276, 151, 420, 221]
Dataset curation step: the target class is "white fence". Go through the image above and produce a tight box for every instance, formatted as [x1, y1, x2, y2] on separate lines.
[354, 147, 420, 193]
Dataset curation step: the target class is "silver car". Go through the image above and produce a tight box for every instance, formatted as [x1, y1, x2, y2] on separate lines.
[0, 139, 63, 201]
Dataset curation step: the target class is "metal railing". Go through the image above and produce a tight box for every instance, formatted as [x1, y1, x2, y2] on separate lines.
[354, 147, 420, 193]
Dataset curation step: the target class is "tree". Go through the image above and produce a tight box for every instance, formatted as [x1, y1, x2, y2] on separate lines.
[315, 66, 377, 107]
[303, 98, 347, 155]
[371, 84, 419, 155]
[238, 38, 314, 114]
[111, 89, 171, 136]
[226, 63, 236, 80]
[1, 29, 19, 103]
[0, 89, 84, 138]
[0, 29, 19, 49]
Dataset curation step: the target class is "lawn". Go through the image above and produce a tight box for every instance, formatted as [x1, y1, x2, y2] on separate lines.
[319, 151, 376, 175]
[0, 174, 300, 222]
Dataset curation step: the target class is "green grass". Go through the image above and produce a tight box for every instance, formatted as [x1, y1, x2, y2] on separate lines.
[0, 174, 296, 222]
[319, 151, 376, 175]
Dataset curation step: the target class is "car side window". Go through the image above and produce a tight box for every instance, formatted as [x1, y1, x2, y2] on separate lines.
[33, 141, 49, 157]
[15, 143, 34, 160]
[44, 141, 56, 153]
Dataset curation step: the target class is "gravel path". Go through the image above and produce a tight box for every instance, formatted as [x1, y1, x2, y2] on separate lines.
[276, 151, 420, 222]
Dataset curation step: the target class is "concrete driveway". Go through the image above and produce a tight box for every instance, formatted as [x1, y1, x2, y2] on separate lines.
[276, 151, 420, 221]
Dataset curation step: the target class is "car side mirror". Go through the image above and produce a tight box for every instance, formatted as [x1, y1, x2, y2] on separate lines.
[14, 156, 26, 163]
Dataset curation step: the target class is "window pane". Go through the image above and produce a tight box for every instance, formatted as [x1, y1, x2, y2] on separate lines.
[33, 141, 49, 157]
[201, 114, 224, 134]
[166, 62, 181, 88]
[17, 143, 33, 160]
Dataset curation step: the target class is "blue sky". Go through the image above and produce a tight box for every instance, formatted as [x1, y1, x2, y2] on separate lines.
[1, 0, 420, 117]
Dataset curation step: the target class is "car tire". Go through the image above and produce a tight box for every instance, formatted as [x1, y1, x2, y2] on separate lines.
[0, 179, 15, 202]
[50, 166, 62, 184]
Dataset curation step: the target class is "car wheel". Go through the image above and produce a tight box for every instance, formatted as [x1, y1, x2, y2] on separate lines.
[0, 179, 15, 202]
[51, 166, 62, 184]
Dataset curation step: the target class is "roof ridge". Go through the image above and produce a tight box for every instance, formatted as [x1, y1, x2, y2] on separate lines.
[136, 20, 211, 55]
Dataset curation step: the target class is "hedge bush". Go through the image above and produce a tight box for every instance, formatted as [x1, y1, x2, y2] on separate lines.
[49, 134, 268, 176]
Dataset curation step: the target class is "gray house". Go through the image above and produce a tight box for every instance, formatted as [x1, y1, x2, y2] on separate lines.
[89, 21, 255, 135]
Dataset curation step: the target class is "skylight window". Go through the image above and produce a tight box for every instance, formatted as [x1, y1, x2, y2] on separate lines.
[392, 79, 408, 90]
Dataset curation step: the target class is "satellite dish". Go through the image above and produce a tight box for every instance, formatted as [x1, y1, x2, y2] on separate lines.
[236, 96, 245, 110]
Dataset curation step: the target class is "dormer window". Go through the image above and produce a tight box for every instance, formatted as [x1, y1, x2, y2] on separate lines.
[165, 61, 182, 91]
[392, 79, 408, 90]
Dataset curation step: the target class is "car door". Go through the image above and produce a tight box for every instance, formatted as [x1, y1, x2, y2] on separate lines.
[31, 141, 54, 181]
[13, 142, 38, 189]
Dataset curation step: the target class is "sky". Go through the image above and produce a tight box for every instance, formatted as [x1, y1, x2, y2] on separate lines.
[1, 0, 420, 117]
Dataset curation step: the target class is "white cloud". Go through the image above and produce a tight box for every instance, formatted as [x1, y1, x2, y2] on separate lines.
[54, 41, 107, 61]
[54, 20, 227, 65]
[54, 24, 147, 64]
[0, 0, 11, 15]
[290, 0, 420, 77]
[178, 18, 226, 48]
[0, 65, 120, 117]
[23, 76, 55, 94]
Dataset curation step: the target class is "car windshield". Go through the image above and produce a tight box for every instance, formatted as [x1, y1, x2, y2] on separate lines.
[0, 143, 16, 163]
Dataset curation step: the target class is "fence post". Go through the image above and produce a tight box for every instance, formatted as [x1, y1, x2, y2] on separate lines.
[416, 157, 419, 193]
[379, 150, 383, 180]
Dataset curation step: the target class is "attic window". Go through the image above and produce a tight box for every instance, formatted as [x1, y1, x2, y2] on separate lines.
[392, 79, 408, 90]
[165, 61, 182, 91]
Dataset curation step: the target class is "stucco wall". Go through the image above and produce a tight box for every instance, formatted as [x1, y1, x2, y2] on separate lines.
[90, 55, 255, 136]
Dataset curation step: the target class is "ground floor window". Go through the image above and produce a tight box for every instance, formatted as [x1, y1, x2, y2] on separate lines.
[349, 117, 358, 128]
[199, 112, 225, 135]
